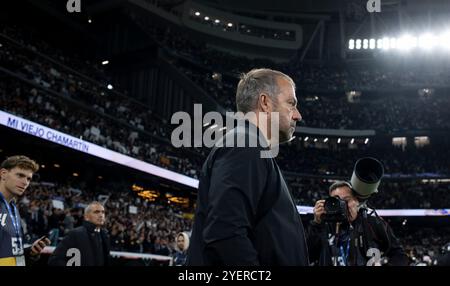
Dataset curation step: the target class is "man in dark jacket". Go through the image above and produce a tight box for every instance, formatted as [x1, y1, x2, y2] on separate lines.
[48, 202, 110, 266]
[308, 181, 409, 266]
[187, 68, 309, 266]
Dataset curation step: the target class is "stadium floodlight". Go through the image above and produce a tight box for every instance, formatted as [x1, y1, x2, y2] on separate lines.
[349, 39, 355, 50]
[214, 19, 220, 24]
[204, 16, 209, 21]
[369, 38, 376, 49]
[363, 39, 369, 49]
[107, 84, 113, 90]
[439, 31, 450, 50]
[194, 11, 200, 16]
[377, 39, 383, 49]
[102, 60, 109, 65]
[227, 23, 233, 27]
[355, 39, 362, 49]
[390, 38, 397, 49]
[418, 33, 436, 50]
[397, 35, 417, 51]
[382, 37, 390, 50]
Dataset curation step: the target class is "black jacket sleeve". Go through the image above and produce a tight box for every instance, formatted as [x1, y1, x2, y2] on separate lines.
[202, 146, 269, 266]
[48, 231, 77, 266]
[306, 220, 326, 264]
[382, 221, 409, 266]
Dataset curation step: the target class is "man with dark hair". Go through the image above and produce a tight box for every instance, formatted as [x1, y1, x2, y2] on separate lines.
[308, 180, 408, 266]
[48, 202, 110, 266]
[0, 155, 50, 266]
[188, 68, 309, 266]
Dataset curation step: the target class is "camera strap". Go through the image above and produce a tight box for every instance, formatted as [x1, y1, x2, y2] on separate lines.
[339, 239, 351, 266]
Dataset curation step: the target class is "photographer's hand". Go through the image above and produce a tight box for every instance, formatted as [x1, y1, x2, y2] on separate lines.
[313, 200, 326, 224]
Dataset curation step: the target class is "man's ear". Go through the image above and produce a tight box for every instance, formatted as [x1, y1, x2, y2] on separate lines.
[259, 93, 272, 113]
[0, 168, 7, 181]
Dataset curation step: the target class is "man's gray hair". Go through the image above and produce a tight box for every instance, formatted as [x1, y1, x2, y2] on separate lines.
[84, 201, 104, 214]
[236, 68, 295, 113]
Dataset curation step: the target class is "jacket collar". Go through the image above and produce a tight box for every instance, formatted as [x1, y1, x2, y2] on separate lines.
[83, 220, 100, 233]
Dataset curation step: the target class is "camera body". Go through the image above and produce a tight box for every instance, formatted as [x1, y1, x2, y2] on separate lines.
[323, 196, 349, 222]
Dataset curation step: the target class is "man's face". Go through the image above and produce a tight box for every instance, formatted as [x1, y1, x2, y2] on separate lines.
[176, 235, 185, 251]
[0, 167, 33, 198]
[330, 186, 359, 222]
[84, 204, 106, 227]
[271, 78, 302, 143]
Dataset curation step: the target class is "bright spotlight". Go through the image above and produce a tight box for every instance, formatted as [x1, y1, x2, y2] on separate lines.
[194, 11, 200, 16]
[369, 39, 376, 49]
[227, 23, 233, 27]
[439, 32, 450, 50]
[377, 39, 383, 49]
[349, 39, 355, 50]
[363, 39, 369, 49]
[214, 19, 220, 24]
[204, 16, 209, 21]
[356, 39, 362, 49]
[350, 138, 355, 144]
[419, 33, 436, 50]
[390, 38, 397, 49]
[398, 35, 417, 50]
[107, 84, 113, 90]
[382, 37, 390, 50]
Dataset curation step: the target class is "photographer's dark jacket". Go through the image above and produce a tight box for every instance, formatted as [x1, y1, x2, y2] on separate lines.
[307, 209, 408, 266]
[48, 221, 110, 266]
[187, 121, 309, 266]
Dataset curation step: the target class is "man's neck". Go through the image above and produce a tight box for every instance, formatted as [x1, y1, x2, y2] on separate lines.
[0, 187, 14, 203]
[247, 114, 271, 145]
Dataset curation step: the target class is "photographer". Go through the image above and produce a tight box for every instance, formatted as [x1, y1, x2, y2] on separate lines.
[307, 180, 408, 266]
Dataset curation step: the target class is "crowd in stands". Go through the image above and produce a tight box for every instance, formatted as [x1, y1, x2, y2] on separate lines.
[18, 181, 193, 260]
[136, 16, 450, 91]
[17, 180, 450, 266]
[278, 142, 450, 177]
[399, 227, 450, 266]
[0, 76, 202, 178]
[3, 72, 450, 181]
[2, 23, 450, 265]
[134, 17, 450, 131]
[3, 21, 450, 180]
[287, 176, 450, 209]
[3, 23, 450, 136]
